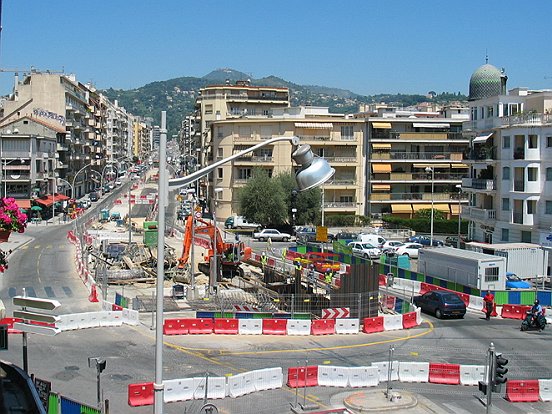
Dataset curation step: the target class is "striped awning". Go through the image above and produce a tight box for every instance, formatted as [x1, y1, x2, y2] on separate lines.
[372, 164, 391, 173]
[473, 133, 493, 143]
[372, 122, 392, 129]
[450, 163, 469, 168]
[412, 204, 428, 212]
[434, 204, 451, 212]
[413, 123, 450, 128]
[372, 143, 392, 149]
[372, 184, 391, 191]
[450, 204, 461, 214]
[294, 122, 333, 129]
[391, 204, 413, 213]
[15, 199, 31, 209]
[413, 163, 450, 169]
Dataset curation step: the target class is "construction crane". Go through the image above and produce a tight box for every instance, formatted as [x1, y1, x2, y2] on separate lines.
[179, 215, 251, 279]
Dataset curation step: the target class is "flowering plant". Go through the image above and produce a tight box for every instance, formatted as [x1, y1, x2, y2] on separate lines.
[0, 249, 9, 272]
[0, 197, 28, 233]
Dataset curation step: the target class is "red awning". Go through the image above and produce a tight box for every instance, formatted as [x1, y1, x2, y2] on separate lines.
[54, 193, 70, 202]
[15, 199, 31, 209]
[35, 195, 55, 207]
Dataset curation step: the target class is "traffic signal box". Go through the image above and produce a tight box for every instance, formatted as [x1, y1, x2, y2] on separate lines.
[493, 353, 508, 392]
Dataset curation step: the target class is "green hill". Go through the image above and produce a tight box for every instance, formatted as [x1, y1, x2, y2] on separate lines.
[102, 68, 467, 138]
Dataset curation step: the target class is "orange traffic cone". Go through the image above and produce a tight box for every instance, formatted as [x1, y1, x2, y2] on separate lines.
[89, 284, 99, 303]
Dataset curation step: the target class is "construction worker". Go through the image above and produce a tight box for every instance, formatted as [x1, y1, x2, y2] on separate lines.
[260, 251, 268, 270]
[325, 268, 333, 285]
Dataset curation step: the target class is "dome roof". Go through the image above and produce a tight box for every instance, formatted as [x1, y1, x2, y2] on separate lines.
[468, 64, 503, 101]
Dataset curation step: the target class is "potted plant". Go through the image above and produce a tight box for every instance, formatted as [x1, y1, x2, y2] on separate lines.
[0, 197, 28, 242]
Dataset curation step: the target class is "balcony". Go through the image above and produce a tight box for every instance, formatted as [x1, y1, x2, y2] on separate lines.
[501, 113, 552, 127]
[464, 147, 496, 161]
[514, 180, 525, 192]
[323, 201, 357, 210]
[325, 156, 357, 164]
[371, 151, 461, 161]
[57, 143, 69, 151]
[461, 178, 496, 191]
[326, 178, 356, 187]
[461, 205, 496, 222]
[296, 135, 331, 142]
[390, 172, 466, 181]
[513, 212, 523, 225]
[388, 132, 465, 141]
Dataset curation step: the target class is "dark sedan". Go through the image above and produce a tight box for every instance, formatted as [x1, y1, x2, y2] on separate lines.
[413, 291, 466, 319]
[408, 235, 444, 247]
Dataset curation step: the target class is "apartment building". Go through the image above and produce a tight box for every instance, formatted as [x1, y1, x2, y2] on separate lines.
[210, 106, 364, 220]
[132, 117, 152, 159]
[462, 64, 552, 259]
[195, 80, 290, 169]
[360, 107, 470, 219]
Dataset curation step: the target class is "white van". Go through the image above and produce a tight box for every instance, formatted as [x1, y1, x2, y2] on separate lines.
[224, 215, 261, 231]
[357, 233, 387, 248]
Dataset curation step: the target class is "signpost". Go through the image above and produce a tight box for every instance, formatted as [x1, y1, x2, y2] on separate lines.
[12, 295, 61, 373]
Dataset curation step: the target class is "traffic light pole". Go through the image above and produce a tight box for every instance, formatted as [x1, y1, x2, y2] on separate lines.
[486, 343, 494, 414]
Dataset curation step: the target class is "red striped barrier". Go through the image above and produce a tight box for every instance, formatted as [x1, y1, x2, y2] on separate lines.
[188, 318, 214, 334]
[311, 319, 335, 335]
[286, 366, 319, 388]
[402, 312, 418, 329]
[112, 304, 123, 311]
[378, 274, 387, 286]
[501, 304, 530, 320]
[0, 317, 23, 334]
[362, 316, 384, 333]
[163, 319, 190, 335]
[128, 382, 154, 407]
[429, 363, 460, 385]
[262, 319, 287, 335]
[481, 302, 498, 317]
[213, 318, 239, 334]
[505, 380, 540, 402]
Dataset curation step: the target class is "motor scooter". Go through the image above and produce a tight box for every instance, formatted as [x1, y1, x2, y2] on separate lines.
[520, 311, 547, 331]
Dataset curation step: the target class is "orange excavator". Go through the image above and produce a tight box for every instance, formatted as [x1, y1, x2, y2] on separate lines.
[179, 215, 252, 279]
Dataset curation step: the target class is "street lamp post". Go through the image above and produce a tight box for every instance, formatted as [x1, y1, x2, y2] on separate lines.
[153, 129, 335, 413]
[425, 167, 435, 247]
[456, 184, 462, 249]
[72, 163, 94, 199]
[57, 178, 74, 199]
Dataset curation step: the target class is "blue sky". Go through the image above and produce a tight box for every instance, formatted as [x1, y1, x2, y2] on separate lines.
[1, 1, 551, 97]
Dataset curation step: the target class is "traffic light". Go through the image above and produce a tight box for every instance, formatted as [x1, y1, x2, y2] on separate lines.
[493, 353, 508, 392]
[97, 359, 106, 373]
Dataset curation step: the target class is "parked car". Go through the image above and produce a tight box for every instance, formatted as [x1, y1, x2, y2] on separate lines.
[505, 272, 532, 289]
[252, 229, 291, 242]
[413, 290, 466, 319]
[357, 233, 387, 248]
[88, 192, 98, 202]
[408, 235, 444, 247]
[382, 240, 404, 254]
[394, 242, 423, 258]
[334, 231, 358, 242]
[224, 215, 261, 231]
[348, 241, 381, 259]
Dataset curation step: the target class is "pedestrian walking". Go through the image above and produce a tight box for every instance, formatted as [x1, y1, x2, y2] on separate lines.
[483, 290, 494, 321]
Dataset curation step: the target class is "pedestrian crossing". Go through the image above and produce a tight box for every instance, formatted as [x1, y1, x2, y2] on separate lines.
[2, 286, 74, 300]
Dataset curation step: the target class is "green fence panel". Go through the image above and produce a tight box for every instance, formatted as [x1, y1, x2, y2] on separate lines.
[80, 405, 101, 414]
[252, 313, 271, 319]
[295, 245, 307, 254]
[48, 393, 59, 414]
[416, 273, 425, 282]
[494, 291, 509, 305]
[520, 291, 536, 305]
[293, 313, 312, 320]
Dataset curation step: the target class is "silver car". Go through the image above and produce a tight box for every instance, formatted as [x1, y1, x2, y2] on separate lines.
[252, 229, 291, 242]
[348, 241, 382, 259]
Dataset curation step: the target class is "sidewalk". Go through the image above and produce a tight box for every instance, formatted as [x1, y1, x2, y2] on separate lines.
[0, 231, 33, 253]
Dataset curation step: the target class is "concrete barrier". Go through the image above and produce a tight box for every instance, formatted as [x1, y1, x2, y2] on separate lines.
[335, 318, 359, 334]
[398, 361, 429, 383]
[317, 366, 349, 387]
[372, 361, 399, 382]
[382, 314, 403, 331]
[163, 378, 195, 402]
[252, 367, 283, 391]
[286, 319, 311, 336]
[348, 366, 379, 388]
[238, 319, 262, 335]
[460, 365, 485, 386]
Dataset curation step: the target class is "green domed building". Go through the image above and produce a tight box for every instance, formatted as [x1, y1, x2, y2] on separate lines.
[468, 63, 508, 101]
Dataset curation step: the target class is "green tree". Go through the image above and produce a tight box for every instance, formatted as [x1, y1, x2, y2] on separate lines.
[238, 169, 287, 226]
[275, 172, 322, 225]
[414, 208, 446, 221]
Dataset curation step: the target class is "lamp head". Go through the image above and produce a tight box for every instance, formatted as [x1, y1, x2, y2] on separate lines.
[292, 144, 335, 192]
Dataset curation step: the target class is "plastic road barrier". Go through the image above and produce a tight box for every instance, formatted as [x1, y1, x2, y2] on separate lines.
[228, 372, 256, 398]
[213, 318, 239, 334]
[128, 382, 154, 407]
[415, 308, 422, 325]
[57, 315, 78, 331]
[238, 319, 262, 335]
[192, 376, 226, 400]
[163, 319, 189, 335]
[286, 366, 319, 388]
[335, 318, 359, 334]
[501, 304, 530, 320]
[252, 368, 283, 391]
[348, 366, 379, 388]
[317, 366, 350, 387]
[378, 274, 387, 286]
[383, 314, 403, 331]
[459, 365, 485, 386]
[163, 378, 195, 402]
[0, 317, 23, 334]
[429, 363, 461, 385]
[311, 319, 335, 335]
[262, 318, 287, 335]
[99, 311, 123, 327]
[286, 319, 311, 335]
[468, 294, 484, 311]
[122, 308, 140, 325]
[372, 361, 399, 382]
[362, 317, 384, 333]
[538, 379, 552, 402]
[402, 312, 418, 329]
[506, 380, 540, 402]
[188, 318, 214, 334]
[398, 362, 430, 383]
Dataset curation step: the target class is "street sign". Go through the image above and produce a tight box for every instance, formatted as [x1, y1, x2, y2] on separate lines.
[13, 322, 60, 336]
[13, 296, 61, 311]
[13, 311, 60, 324]
[316, 226, 328, 243]
[321, 307, 350, 319]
